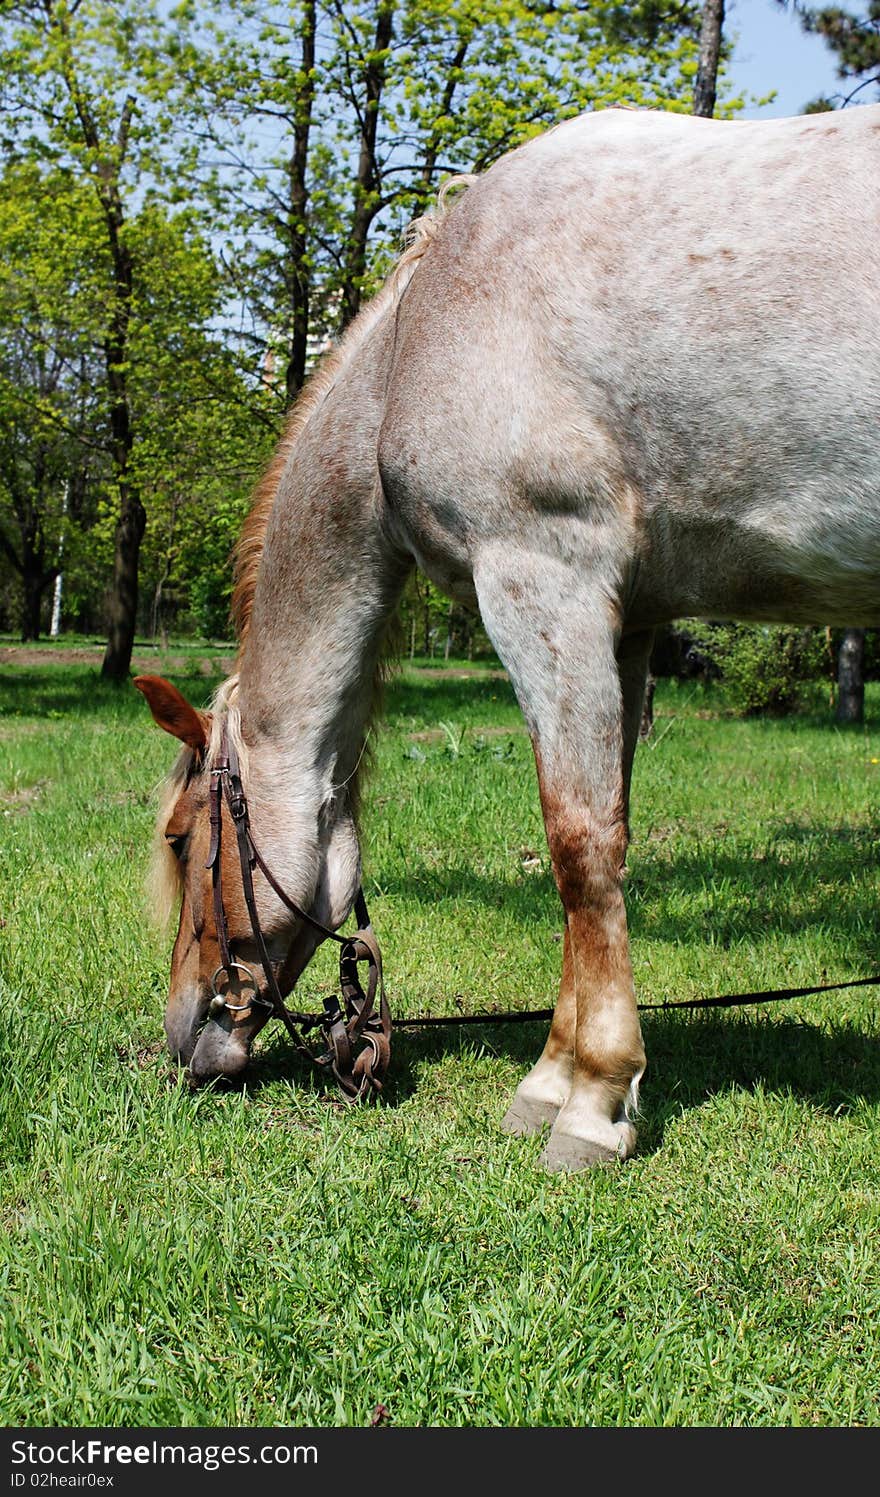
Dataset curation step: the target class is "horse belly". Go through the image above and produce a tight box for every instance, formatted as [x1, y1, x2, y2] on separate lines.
[627, 368, 880, 626]
[632, 498, 880, 628]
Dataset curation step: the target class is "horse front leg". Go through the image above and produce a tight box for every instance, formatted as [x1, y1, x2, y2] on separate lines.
[537, 737, 645, 1170]
[475, 548, 648, 1170]
[501, 920, 576, 1135]
[500, 629, 654, 1144]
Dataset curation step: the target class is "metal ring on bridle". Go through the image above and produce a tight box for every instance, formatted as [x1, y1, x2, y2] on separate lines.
[210, 961, 260, 1012]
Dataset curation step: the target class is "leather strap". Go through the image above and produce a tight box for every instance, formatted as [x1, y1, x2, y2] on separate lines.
[205, 726, 392, 1098]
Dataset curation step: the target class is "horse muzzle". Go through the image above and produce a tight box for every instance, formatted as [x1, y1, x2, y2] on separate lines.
[188, 1010, 253, 1081]
[163, 982, 210, 1065]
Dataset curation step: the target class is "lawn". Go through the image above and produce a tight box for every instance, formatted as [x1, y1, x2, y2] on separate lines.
[1, 650, 879, 1426]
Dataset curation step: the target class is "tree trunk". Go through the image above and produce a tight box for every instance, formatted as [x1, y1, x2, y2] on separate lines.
[21, 566, 47, 642]
[836, 627, 865, 724]
[444, 599, 454, 660]
[0, 475, 56, 644]
[285, 0, 316, 405]
[50, 481, 68, 637]
[99, 179, 139, 682]
[59, 73, 139, 683]
[693, 0, 725, 118]
[50, 568, 64, 637]
[339, 1, 394, 329]
[102, 487, 146, 679]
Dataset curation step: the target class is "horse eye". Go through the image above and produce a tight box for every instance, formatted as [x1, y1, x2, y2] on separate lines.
[165, 833, 187, 859]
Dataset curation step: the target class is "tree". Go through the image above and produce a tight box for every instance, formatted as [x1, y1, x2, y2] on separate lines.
[123, 204, 265, 642]
[160, 0, 706, 409]
[0, 162, 257, 645]
[796, 0, 880, 107]
[836, 627, 866, 722]
[0, 2, 261, 662]
[0, 0, 179, 677]
[0, 164, 109, 640]
[693, 0, 725, 115]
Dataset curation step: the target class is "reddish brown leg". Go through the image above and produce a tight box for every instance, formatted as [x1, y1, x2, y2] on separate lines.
[502, 629, 654, 1142]
[476, 543, 651, 1168]
[538, 791, 645, 1169]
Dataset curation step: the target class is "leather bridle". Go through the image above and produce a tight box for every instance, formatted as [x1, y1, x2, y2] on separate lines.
[204, 725, 391, 1099]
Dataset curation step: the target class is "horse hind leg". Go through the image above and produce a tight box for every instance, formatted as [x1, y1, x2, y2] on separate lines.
[475, 544, 649, 1169]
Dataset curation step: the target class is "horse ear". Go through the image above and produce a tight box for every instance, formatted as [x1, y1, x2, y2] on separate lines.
[133, 675, 210, 752]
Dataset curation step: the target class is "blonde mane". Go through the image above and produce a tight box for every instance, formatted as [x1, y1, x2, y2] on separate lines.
[148, 744, 193, 929]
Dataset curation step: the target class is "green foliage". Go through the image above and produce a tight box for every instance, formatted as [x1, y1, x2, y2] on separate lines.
[174, 491, 252, 639]
[0, 163, 111, 632]
[0, 140, 260, 638]
[123, 208, 267, 639]
[693, 622, 833, 717]
[799, 0, 880, 106]
[158, 0, 708, 397]
[0, 0, 171, 184]
[397, 572, 495, 660]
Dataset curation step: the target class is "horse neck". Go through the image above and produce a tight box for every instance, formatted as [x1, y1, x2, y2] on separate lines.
[237, 312, 408, 819]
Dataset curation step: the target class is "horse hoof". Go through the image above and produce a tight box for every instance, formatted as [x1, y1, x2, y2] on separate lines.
[501, 1095, 560, 1135]
[539, 1122, 636, 1173]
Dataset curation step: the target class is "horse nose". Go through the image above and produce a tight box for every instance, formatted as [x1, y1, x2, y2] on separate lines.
[164, 984, 209, 1064]
[188, 1017, 251, 1082]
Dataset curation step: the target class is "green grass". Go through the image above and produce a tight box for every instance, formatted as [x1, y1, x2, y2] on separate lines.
[2, 653, 880, 1427]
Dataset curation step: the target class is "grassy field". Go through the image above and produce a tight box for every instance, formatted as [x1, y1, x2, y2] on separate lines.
[1, 649, 879, 1427]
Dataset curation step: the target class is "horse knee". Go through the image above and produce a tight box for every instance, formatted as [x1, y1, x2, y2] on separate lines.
[543, 800, 628, 912]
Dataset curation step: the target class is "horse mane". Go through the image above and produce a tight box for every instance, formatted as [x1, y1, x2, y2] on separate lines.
[232, 176, 474, 647]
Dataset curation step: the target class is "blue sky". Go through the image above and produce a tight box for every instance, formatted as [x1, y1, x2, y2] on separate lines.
[727, 0, 851, 116]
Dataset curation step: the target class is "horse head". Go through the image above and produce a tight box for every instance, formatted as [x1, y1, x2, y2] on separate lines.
[134, 674, 365, 1083]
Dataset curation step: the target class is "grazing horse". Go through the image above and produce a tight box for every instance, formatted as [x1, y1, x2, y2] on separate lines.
[136, 104, 880, 1171]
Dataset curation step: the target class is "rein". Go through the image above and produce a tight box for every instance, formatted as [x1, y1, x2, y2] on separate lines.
[203, 725, 880, 1099]
[392, 971, 880, 1029]
[206, 726, 391, 1099]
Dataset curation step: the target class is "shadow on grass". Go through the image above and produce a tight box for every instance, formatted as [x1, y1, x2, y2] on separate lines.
[236, 1001, 880, 1154]
[384, 834, 880, 970]
[1, 660, 518, 723]
[635, 1008, 880, 1155]
[225, 829, 880, 1145]
[385, 671, 517, 722]
[628, 838, 880, 965]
